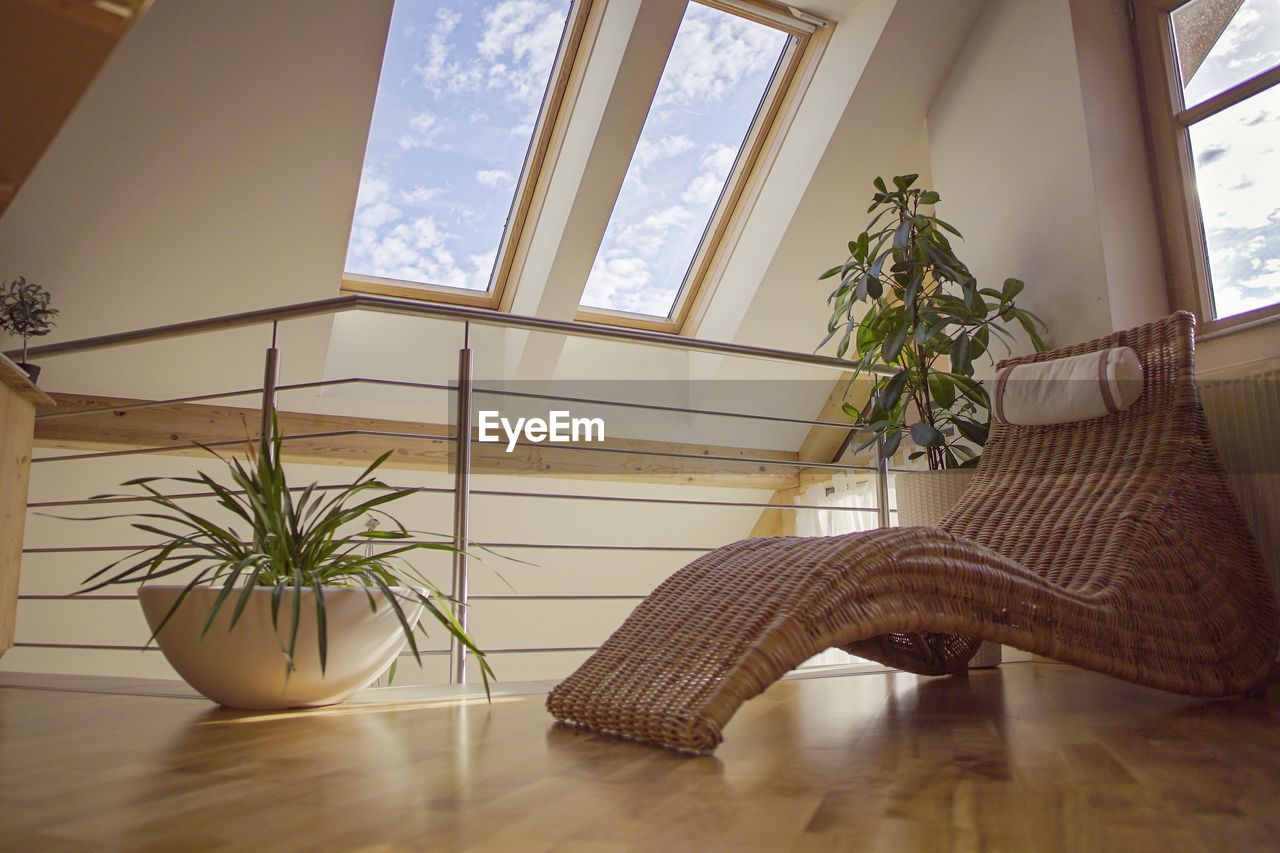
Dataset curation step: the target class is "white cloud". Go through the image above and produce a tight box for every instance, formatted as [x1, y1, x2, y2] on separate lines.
[617, 205, 696, 256]
[581, 249, 679, 317]
[397, 111, 441, 150]
[475, 169, 515, 188]
[346, 167, 492, 292]
[399, 185, 443, 205]
[414, 1, 567, 107]
[353, 167, 392, 208]
[681, 143, 738, 205]
[1189, 75, 1280, 316]
[478, 1, 566, 104]
[701, 143, 737, 177]
[632, 134, 695, 170]
[414, 8, 462, 86]
[357, 216, 494, 291]
[653, 5, 786, 112]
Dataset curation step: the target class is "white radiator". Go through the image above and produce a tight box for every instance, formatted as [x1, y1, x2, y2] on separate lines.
[1199, 368, 1280, 611]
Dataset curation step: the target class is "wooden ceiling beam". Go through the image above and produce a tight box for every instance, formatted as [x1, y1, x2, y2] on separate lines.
[33, 394, 801, 490]
[0, 0, 151, 218]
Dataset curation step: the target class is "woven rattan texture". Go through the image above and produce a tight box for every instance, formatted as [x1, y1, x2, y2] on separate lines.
[546, 313, 1279, 752]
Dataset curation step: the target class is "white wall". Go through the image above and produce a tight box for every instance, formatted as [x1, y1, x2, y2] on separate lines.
[0, 0, 392, 339]
[927, 0, 1113, 355]
[1068, 0, 1170, 332]
[10, 450, 761, 685]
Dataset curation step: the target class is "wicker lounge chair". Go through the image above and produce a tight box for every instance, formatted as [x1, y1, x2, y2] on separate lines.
[547, 312, 1279, 753]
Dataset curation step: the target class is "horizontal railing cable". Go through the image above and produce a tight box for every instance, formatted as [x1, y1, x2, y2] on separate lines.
[25, 486, 882, 513]
[32, 429, 455, 464]
[10, 640, 592, 656]
[23, 542, 718, 554]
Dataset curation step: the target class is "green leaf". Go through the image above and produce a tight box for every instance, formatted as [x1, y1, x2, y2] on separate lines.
[892, 219, 912, 250]
[931, 216, 963, 238]
[928, 373, 956, 409]
[1001, 277, 1025, 302]
[1013, 308, 1049, 351]
[880, 430, 903, 460]
[971, 326, 989, 361]
[950, 333, 973, 376]
[878, 370, 910, 412]
[881, 314, 911, 364]
[313, 576, 328, 674]
[953, 416, 990, 446]
[874, 176, 887, 193]
[919, 190, 940, 205]
[944, 372, 991, 408]
[910, 422, 944, 447]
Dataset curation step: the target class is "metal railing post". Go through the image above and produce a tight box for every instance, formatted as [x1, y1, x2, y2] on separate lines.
[450, 323, 474, 684]
[260, 323, 280, 451]
[875, 435, 891, 528]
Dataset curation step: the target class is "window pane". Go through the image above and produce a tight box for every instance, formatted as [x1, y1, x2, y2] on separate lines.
[579, 3, 789, 318]
[345, 1, 571, 291]
[1173, 0, 1280, 108]
[1187, 83, 1280, 318]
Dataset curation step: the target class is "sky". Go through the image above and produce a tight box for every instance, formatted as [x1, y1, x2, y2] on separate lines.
[345, 0, 573, 292]
[345, 1, 789, 318]
[1177, 0, 1280, 318]
[578, 5, 788, 317]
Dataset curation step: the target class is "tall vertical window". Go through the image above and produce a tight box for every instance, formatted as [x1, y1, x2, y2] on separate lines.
[577, 1, 810, 331]
[343, 0, 584, 307]
[1135, 0, 1280, 329]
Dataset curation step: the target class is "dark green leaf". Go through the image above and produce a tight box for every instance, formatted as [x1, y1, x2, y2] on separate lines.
[910, 422, 944, 448]
[953, 416, 990, 446]
[878, 369, 910, 412]
[1001, 277, 1025, 302]
[928, 373, 956, 408]
[950, 333, 973, 376]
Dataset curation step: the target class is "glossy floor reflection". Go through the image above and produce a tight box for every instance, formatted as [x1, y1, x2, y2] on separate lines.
[1, 662, 1277, 851]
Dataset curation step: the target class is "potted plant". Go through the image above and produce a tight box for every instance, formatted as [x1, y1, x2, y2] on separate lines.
[0, 276, 59, 384]
[818, 174, 1047, 524]
[64, 425, 494, 709]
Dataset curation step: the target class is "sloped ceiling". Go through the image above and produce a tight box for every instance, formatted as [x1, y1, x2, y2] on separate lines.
[0, 0, 983, 447]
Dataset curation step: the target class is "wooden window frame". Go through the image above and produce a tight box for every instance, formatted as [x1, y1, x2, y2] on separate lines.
[574, 0, 830, 335]
[341, 0, 601, 310]
[1132, 0, 1280, 336]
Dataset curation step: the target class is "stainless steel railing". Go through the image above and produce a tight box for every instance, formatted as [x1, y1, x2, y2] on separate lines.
[9, 294, 901, 684]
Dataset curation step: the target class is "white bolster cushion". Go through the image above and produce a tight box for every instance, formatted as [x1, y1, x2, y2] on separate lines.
[992, 347, 1144, 426]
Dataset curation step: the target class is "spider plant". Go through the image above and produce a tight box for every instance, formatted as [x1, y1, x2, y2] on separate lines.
[66, 422, 495, 693]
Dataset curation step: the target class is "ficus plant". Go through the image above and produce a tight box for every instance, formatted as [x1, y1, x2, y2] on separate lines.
[819, 174, 1047, 470]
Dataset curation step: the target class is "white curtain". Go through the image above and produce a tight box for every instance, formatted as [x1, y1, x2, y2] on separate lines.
[793, 470, 894, 537]
[792, 472, 896, 669]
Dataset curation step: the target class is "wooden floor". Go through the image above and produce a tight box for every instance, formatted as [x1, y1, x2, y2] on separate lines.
[2, 662, 1278, 851]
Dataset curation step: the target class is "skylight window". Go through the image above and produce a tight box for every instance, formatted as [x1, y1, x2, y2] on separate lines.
[344, 0, 576, 304]
[578, 2, 792, 324]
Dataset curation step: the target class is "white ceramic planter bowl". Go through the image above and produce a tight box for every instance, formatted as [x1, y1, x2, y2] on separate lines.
[138, 585, 424, 710]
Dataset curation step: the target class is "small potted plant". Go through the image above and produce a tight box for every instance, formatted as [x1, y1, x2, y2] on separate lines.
[0, 276, 59, 384]
[818, 174, 1047, 521]
[63, 424, 495, 709]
